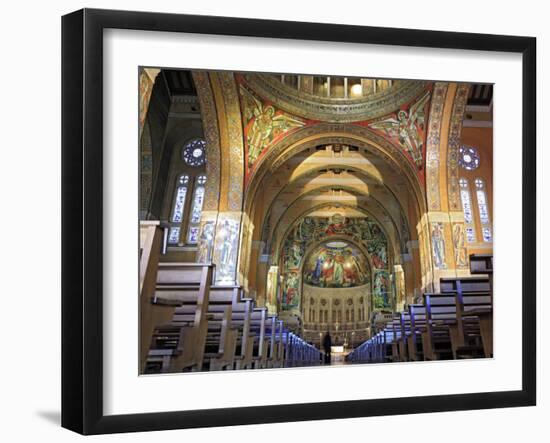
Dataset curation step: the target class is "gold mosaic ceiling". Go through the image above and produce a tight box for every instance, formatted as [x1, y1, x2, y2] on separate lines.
[245, 73, 428, 123]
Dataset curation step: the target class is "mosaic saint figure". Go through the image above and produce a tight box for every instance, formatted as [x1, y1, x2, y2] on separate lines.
[333, 254, 345, 286]
[374, 271, 390, 308]
[312, 256, 324, 284]
[431, 222, 446, 269]
[240, 85, 304, 166]
[197, 222, 215, 263]
[283, 271, 299, 307]
[452, 223, 468, 268]
[290, 242, 303, 268]
[369, 91, 430, 167]
[219, 220, 238, 279]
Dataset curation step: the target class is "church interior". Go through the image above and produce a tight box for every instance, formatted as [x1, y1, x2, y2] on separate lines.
[138, 68, 493, 373]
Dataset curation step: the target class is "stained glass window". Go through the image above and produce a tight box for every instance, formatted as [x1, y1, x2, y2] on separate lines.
[475, 178, 492, 242]
[171, 175, 189, 223]
[168, 227, 181, 244]
[459, 178, 476, 242]
[190, 176, 206, 223]
[459, 145, 480, 170]
[186, 175, 207, 244]
[459, 179, 473, 224]
[182, 138, 206, 167]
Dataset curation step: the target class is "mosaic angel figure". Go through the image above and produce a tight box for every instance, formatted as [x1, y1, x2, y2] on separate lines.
[240, 85, 304, 166]
[369, 91, 431, 168]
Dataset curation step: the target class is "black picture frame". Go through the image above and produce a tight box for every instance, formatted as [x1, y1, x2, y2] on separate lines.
[61, 8, 537, 435]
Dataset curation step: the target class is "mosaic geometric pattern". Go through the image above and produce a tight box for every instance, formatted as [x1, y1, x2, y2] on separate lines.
[425, 82, 449, 211]
[447, 84, 470, 211]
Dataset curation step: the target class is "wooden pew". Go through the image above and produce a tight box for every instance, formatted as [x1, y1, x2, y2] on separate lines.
[469, 254, 494, 356]
[249, 308, 269, 369]
[149, 283, 258, 372]
[441, 277, 492, 358]
[145, 263, 214, 373]
[284, 332, 321, 367]
[407, 304, 427, 361]
[397, 311, 412, 362]
[423, 287, 491, 359]
[469, 254, 493, 274]
[141, 255, 321, 373]
[139, 221, 166, 372]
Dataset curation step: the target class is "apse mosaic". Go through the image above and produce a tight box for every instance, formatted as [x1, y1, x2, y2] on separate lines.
[280, 214, 390, 311]
[284, 214, 389, 270]
[303, 242, 370, 288]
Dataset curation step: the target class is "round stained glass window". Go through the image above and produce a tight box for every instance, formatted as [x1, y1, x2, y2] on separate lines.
[182, 138, 206, 166]
[458, 145, 480, 170]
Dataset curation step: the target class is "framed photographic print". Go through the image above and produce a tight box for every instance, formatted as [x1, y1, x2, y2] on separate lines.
[61, 8, 536, 435]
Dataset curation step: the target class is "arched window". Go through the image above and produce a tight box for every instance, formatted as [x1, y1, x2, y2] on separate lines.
[186, 175, 207, 244]
[475, 178, 492, 242]
[459, 178, 476, 242]
[168, 174, 189, 244]
[167, 138, 208, 246]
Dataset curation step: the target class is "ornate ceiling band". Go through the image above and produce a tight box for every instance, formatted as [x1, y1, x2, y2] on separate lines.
[425, 82, 449, 211]
[447, 83, 470, 211]
[245, 74, 428, 123]
[192, 71, 221, 212]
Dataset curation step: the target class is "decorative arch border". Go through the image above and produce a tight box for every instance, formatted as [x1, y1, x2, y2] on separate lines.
[192, 71, 221, 212]
[447, 83, 471, 211]
[209, 72, 244, 212]
[425, 82, 450, 211]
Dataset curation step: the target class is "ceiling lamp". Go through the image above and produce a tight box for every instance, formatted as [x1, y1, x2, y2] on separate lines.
[350, 83, 363, 97]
